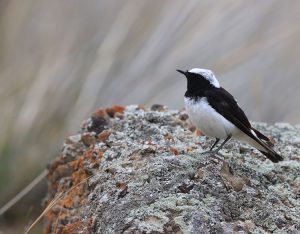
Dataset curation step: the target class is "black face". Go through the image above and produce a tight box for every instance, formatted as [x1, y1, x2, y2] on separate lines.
[177, 70, 212, 98]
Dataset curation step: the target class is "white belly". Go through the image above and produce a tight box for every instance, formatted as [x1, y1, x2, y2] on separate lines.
[184, 97, 238, 139]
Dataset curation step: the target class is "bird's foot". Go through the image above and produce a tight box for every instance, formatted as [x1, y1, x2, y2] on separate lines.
[201, 149, 223, 157]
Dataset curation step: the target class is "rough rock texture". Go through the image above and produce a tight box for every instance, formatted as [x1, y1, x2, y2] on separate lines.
[44, 105, 300, 233]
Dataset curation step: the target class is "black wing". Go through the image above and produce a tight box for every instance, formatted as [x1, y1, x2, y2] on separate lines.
[205, 87, 251, 130]
[252, 128, 270, 143]
[205, 87, 283, 162]
[205, 88, 270, 143]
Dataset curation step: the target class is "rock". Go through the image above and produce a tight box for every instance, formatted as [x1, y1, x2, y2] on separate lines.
[44, 105, 300, 233]
[151, 104, 167, 112]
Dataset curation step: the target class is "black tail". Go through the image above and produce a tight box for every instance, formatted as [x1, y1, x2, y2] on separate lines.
[252, 128, 273, 146]
[250, 127, 283, 163]
[259, 149, 283, 163]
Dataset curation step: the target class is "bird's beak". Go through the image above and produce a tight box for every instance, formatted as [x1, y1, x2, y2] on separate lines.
[176, 69, 188, 76]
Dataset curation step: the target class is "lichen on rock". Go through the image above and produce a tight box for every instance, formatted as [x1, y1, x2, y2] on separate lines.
[44, 105, 300, 233]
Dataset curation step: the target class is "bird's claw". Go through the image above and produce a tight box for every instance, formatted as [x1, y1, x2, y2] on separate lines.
[201, 150, 222, 156]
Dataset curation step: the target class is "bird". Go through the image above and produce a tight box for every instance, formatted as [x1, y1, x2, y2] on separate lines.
[177, 68, 283, 163]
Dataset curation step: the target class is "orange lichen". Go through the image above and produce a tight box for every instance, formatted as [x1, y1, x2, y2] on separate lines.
[45, 106, 139, 232]
[92, 108, 109, 118]
[61, 218, 92, 234]
[106, 105, 125, 117]
[170, 147, 179, 156]
[97, 130, 112, 141]
[72, 169, 88, 187]
[45, 153, 91, 233]
[195, 129, 204, 136]
[93, 148, 104, 158]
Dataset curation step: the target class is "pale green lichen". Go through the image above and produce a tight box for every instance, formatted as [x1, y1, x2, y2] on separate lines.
[48, 105, 300, 233]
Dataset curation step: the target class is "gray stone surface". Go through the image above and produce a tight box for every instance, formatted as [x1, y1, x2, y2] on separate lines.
[45, 105, 300, 233]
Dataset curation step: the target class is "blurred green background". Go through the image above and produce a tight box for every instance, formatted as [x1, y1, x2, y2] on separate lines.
[1, 0, 300, 232]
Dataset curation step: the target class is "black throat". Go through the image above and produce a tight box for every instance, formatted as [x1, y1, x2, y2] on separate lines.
[184, 73, 216, 101]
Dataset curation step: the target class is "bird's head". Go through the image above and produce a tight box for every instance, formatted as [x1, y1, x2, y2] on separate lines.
[177, 68, 220, 92]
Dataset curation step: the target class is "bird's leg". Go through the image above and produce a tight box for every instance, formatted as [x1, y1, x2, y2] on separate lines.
[213, 134, 232, 154]
[207, 135, 232, 162]
[209, 138, 220, 151]
[201, 138, 220, 154]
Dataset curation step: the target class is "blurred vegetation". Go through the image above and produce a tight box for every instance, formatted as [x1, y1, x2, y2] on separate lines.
[1, 0, 300, 231]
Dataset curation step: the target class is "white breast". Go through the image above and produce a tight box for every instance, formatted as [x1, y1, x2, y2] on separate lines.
[184, 97, 238, 139]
